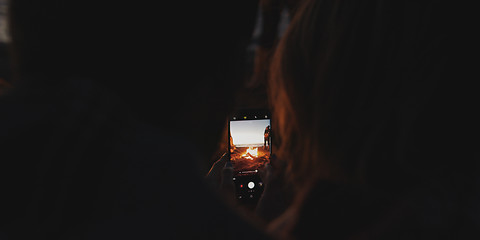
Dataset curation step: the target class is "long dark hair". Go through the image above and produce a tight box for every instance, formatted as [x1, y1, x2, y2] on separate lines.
[269, 0, 477, 190]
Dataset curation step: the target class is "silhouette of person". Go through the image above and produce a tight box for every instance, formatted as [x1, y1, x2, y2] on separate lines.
[264, 125, 271, 149]
[249, 0, 303, 89]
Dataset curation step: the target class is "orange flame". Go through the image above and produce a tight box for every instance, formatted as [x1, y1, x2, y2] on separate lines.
[241, 147, 258, 160]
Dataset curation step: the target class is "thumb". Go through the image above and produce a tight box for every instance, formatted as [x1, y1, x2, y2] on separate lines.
[220, 161, 235, 196]
[262, 163, 274, 183]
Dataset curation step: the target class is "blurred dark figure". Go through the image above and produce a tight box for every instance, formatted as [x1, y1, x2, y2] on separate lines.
[263, 0, 479, 239]
[248, 0, 302, 89]
[264, 125, 271, 150]
[0, 0, 268, 239]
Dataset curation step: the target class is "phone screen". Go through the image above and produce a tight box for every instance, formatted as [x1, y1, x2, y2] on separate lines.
[229, 111, 271, 176]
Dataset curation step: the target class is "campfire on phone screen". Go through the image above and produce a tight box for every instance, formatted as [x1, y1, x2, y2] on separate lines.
[241, 147, 258, 160]
[231, 146, 270, 173]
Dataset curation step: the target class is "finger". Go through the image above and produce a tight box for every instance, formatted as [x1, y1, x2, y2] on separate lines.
[220, 162, 235, 195]
[264, 163, 273, 179]
[206, 152, 229, 178]
[269, 154, 287, 172]
[222, 161, 234, 182]
[269, 154, 277, 169]
[259, 162, 269, 180]
[224, 160, 233, 169]
[215, 152, 229, 167]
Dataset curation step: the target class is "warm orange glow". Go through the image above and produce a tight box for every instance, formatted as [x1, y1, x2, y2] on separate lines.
[241, 147, 258, 160]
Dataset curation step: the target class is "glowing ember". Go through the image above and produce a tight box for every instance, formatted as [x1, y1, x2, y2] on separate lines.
[241, 147, 258, 160]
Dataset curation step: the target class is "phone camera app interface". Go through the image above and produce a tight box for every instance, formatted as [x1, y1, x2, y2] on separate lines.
[229, 116, 271, 175]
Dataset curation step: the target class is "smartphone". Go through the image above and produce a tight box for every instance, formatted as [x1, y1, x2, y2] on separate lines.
[228, 109, 272, 206]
